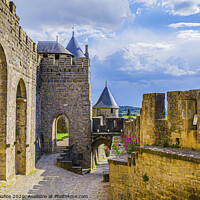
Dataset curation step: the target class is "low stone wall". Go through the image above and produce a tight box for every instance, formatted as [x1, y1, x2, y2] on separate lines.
[108, 146, 200, 200]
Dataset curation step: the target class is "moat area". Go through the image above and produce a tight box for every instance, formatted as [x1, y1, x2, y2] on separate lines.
[0, 153, 109, 200]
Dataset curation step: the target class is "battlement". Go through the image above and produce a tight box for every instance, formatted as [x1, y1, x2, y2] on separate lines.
[0, 0, 37, 53]
[2, 1, 16, 14]
[125, 89, 200, 150]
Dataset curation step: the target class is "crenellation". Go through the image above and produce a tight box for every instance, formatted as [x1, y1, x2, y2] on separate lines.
[9, 1, 16, 15]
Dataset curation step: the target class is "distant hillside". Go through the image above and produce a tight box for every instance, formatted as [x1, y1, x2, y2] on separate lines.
[119, 106, 140, 117]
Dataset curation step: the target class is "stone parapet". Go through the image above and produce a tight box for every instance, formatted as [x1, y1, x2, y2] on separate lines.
[109, 146, 200, 200]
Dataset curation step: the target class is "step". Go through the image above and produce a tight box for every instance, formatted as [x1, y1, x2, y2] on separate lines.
[82, 168, 90, 175]
[59, 153, 65, 157]
[63, 149, 70, 153]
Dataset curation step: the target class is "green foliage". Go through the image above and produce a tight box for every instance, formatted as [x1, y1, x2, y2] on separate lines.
[16, 129, 19, 136]
[162, 139, 169, 147]
[127, 108, 131, 120]
[119, 106, 140, 118]
[191, 148, 196, 151]
[171, 143, 180, 148]
[57, 133, 69, 141]
[144, 143, 149, 146]
[113, 142, 125, 155]
[142, 173, 149, 182]
[28, 169, 36, 176]
[132, 160, 136, 166]
[153, 142, 159, 146]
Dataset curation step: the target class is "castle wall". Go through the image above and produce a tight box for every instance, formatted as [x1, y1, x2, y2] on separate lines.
[93, 117, 124, 132]
[109, 147, 200, 200]
[140, 93, 165, 146]
[93, 108, 119, 118]
[123, 89, 200, 150]
[39, 55, 92, 168]
[0, 0, 38, 180]
[123, 116, 140, 144]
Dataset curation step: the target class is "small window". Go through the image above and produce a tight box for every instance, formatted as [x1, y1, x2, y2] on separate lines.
[193, 114, 198, 125]
[55, 54, 59, 60]
[43, 54, 48, 58]
[111, 108, 113, 113]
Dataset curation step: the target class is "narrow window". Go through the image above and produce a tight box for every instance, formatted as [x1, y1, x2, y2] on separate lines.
[43, 54, 48, 58]
[55, 54, 59, 60]
[111, 108, 113, 113]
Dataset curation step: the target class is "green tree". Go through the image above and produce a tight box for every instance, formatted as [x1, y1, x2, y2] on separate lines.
[127, 108, 131, 120]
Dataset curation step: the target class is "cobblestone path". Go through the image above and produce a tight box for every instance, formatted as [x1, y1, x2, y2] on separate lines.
[0, 153, 110, 200]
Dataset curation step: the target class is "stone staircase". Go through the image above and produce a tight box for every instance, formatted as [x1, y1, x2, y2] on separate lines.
[54, 146, 68, 153]
[57, 145, 90, 175]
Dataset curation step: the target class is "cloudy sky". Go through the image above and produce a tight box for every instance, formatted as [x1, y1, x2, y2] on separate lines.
[13, 0, 200, 107]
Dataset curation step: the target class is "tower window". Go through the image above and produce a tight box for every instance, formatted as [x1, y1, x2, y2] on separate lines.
[111, 108, 113, 113]
[55, 54, 59, 60]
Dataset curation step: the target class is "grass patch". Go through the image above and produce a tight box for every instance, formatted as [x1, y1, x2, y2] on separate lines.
[121, 115, 136, 119]
[93, 157, 108, 169]
[28, 169, 36, 176]
[57, 133, 69, 141]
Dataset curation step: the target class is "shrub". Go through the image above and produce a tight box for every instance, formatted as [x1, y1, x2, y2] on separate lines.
[142, 173, 149, 182]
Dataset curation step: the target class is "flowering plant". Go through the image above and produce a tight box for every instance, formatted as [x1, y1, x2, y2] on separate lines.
[121, 133, 138, 154]
[103, 145, 108, 150]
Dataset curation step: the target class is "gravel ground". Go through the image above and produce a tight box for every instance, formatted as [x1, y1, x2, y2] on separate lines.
[0, 153, 110, 200]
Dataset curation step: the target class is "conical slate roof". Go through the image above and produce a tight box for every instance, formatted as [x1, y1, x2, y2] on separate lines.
[37, 41, 74, 56]
[93, 85, 119, 109]
[66, 32, 85, 58]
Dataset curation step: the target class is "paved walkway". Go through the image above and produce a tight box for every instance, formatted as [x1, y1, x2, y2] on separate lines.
[0, 154, 110, 200]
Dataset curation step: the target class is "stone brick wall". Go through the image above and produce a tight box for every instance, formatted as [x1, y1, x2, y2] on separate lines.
[123, 116, 140, 144]
[93, 108, 119, 118]
[140, 93, 166, 146]
[123, 90, 200, 150]
[168, 90, 200, 150]
[108, 146, 200, 200]
[92, 117, 124, 132]
[0, 0, 38, 180]
[38, 54, 92, 168]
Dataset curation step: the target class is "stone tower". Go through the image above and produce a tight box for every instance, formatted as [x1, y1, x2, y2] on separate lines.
[93, 83, 119, 119]
[36, 33, 92, 168]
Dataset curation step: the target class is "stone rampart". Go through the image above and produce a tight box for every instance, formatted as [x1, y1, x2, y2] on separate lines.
[93, 117, 124, 132]
[108, 146, 200, 200]
[0, 0, 38, 180]
[123, 89, 200, 150]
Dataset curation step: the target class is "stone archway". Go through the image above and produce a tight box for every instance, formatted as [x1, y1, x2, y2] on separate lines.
[0, 43, 7, 180]
[15, 79, 27, 175]
[91, 139, 112, 169]
[52, 114, 70, 152]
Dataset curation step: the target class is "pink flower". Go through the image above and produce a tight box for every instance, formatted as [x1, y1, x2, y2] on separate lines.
[135, 138, 137, 144]
[115, 142, 118, 147]
[157, 134, 160, 138]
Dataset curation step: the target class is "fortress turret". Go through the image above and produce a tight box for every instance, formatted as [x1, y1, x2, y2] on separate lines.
[93, 82, 119, 118]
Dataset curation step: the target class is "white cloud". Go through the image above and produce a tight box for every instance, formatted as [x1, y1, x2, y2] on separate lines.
[14, 0, 134, 31]
[117, 44, 196, 76]
[130, 0, 200, 16]
[169, 22, 200, 29]
[177, 30, 200, 40]
[162, 0, 200, 16]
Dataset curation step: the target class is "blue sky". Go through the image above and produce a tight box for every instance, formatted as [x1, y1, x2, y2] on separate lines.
[13, 0, 200, 107]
